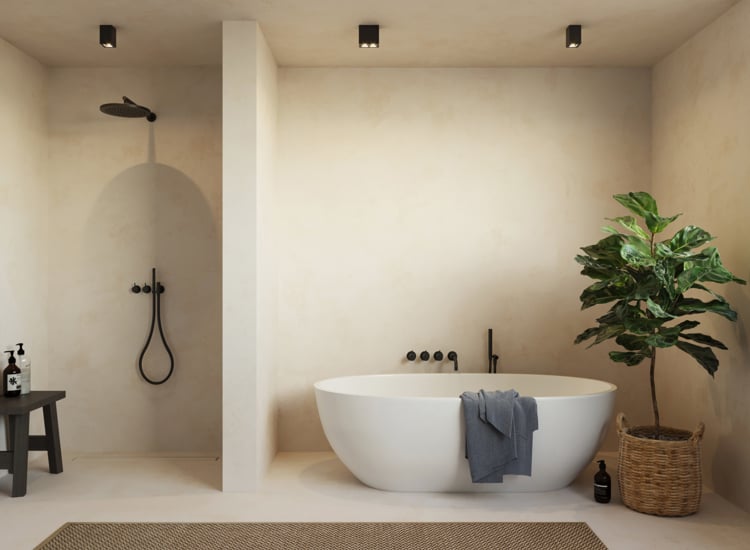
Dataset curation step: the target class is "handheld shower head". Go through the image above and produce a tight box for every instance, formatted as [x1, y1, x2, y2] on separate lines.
[100, 96, 157, 122]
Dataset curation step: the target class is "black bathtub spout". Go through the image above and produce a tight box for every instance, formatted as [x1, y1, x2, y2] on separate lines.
[488, 328, 500, 373]
[447, 350, 459, 372]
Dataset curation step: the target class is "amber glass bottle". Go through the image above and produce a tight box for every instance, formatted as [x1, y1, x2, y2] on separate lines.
[3, 350, 22, 397]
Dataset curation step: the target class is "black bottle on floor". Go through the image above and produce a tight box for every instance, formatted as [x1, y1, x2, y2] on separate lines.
[594, 459, 611, 503]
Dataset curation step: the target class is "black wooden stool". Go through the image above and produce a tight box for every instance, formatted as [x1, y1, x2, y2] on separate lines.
[0, 390, 65, 497]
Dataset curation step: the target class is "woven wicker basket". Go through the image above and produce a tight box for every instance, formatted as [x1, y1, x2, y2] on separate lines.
[616, 413, 705, 517]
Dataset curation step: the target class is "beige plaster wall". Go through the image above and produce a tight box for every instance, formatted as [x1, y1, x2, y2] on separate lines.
[256, 26, 279, 481]
[47, 67, 222, 454]
[652, 0, 750, 512]
[222, 21, 279, 491]
[274, 67, 653, 451]
[0, 37, 49, 468]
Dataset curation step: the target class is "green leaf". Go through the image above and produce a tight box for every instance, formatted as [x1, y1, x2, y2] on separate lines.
[581, 234, 626, 262]
[592, 324, 626, 346]
[613, 192, 659, 218]
[615, 333, 649, 351]
[606, 216, 650, 240]
[693, 283, 727, 303]
[676, 341, 719, 376]
[645, 332, 679, 348]
[620, 237, 656, 267]
[680, 333, 728, 350]
[609, 351, 648, 366]
[672, 320, 701, 332]
[646, 297, 675, 318]
[579, 279, 632, 309]
[645, 212, 681, 234]
[685, 247, 747, 285]
[653, 262, 678, 300]
[676, 265, 706, 294]
[631, 274, 663, 300]
[573, 324, 625, 347]
[574, 327, 601, 345]
[674, 298, 738, 321]
[654, 242, 675, 258]
[668, 225, 714, 254]
[617, 303, 665, 334]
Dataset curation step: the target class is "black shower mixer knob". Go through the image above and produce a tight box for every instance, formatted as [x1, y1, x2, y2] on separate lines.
[433, 350, 444, 361]
[419, 351, 430, 361]
[131, 283, 141, 294]
[406, 351, 417, 361]
[142, 283, 152, 294]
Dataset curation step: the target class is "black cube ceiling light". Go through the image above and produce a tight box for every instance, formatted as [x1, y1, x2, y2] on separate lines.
[359, 24, 379, 48]
[566, 24, 582, 48]
[100, 25, 116, 48]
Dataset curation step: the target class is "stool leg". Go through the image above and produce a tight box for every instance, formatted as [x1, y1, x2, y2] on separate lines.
[6, 416, 14, 474]
[42, 403, 63, 474]
[11, 413, 29, 497]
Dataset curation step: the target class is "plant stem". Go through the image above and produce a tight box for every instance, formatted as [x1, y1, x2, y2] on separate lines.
[650, 346, 660, 438]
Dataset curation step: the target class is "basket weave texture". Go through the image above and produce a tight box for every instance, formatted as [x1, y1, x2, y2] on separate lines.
[616, 413, 704, 517]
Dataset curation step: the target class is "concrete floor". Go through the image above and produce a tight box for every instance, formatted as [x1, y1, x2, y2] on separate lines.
[1, 451, 749, 549]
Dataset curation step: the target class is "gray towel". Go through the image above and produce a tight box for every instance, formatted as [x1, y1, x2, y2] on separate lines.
[460, 389, 538, 483]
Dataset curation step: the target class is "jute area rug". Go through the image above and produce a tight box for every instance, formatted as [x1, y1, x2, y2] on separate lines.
[36, 521, 607, 549]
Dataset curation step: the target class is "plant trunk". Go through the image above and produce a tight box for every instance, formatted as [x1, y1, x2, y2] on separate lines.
[650, 346, 660, 438]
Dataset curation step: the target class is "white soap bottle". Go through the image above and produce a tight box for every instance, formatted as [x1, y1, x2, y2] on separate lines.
[16, 342, 31, 395]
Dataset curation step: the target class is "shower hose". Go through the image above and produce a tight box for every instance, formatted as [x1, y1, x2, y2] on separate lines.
[138, 267, 175, 385]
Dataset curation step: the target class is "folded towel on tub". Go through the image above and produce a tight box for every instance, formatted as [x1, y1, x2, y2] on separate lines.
[460, 389, 538, 483]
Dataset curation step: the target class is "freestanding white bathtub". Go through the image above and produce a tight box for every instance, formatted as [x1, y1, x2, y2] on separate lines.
[314, 373, 616, 492]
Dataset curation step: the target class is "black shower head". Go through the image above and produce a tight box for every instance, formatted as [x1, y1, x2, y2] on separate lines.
[100, 96, 157, 122]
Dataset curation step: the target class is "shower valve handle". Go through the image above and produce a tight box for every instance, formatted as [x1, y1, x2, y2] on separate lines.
[142, 284, 152, 294]
[447, 351, 459, 371]
[419, 351, 430, 361]
[406, 351, 417, 361]
[131, 283, 141, 294]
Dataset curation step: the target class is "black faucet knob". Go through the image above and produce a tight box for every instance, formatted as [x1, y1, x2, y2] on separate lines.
[419, 351, 430, 361]
[433, 350, 444, 361]
[142, 283, 152, 294]
[406, 351, 417, 361]
[447, 350, 459, 371]
[131, 283, 142, 294]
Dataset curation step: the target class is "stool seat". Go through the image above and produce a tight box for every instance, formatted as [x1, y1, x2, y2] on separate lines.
[0, 390, 66, 497]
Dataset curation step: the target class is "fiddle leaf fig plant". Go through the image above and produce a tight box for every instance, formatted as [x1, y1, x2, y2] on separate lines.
[574, 192, 746, 436]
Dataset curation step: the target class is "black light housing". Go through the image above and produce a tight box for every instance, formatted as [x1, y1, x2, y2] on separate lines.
[566, 25, 582, 48]
[100, 25, 117, 48]
[359, 24, 379, 48]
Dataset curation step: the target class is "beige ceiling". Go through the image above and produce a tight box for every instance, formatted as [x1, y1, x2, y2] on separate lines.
[0, 0, 739, 67]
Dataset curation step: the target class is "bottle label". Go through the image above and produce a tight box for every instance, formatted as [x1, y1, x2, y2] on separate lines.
[6, 373, 21, 391]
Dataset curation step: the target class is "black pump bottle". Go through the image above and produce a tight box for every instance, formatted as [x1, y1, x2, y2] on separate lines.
[3, 350, 21, 397]
[594, 459, 611, 503]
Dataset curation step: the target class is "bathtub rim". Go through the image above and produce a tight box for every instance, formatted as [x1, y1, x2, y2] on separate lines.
[314, 372, 617, 401]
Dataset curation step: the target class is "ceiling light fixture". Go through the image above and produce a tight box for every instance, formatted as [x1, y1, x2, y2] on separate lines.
[566, 25, 582, 48]
[100, 25, 117, 48]
[359, 24, 379, 48]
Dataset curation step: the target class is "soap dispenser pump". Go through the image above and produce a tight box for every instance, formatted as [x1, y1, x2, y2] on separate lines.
[16, 343, 31, 395]
[3, 350, 22, 397]
[594, 459, 611, 503]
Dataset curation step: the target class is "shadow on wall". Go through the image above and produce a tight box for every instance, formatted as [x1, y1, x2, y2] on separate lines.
[65, 162, 221, 452]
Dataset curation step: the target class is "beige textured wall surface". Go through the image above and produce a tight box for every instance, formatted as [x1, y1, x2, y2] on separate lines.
[256, 26, 279, 480]
[652, 0, 750, 512]
[47, 67, 222, 454]
[274, 67, 652, 451]
[0, 37, 49, 468]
